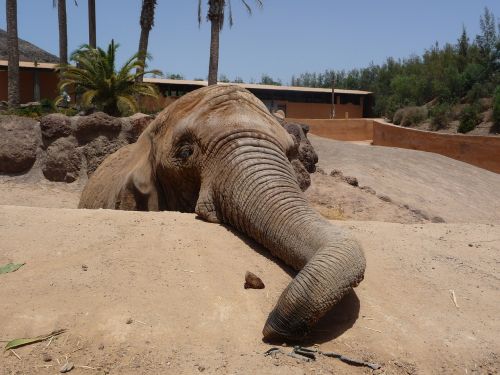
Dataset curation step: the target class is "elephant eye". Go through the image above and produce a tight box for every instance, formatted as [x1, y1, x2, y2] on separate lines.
[176, 144, 193, 160]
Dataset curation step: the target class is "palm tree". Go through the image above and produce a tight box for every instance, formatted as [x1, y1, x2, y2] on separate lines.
[57, 40, 161, 116]
[88, 0, 96, 48]
[198, 0, 262, 85]
[53, 0, 76, 65]
[6, 0, 19, 107]
[137, 0, 157, 83]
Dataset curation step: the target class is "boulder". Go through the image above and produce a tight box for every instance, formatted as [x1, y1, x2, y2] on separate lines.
[83, 135, 128, 176]
[126, 113, 154, 142]
[0, 116, 39, 173]
[74, 112, 122, 142]
[40, 113, 72, 143]
[42, 137, 81, 182]
[284, 122, 318, 173]
[291, 159, 311, 191]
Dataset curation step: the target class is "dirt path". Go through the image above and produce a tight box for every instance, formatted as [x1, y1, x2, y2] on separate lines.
[309, 134, 500, 224]
[1, 206, 498, 374]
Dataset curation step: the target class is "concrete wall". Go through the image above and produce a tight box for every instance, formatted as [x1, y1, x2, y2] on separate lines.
[372, 120, 500, 174]
[286, 118, 373, 141]
[291, 118, 500, 174]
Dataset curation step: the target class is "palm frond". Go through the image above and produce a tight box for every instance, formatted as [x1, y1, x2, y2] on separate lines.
[58, 40, 160, 115]
[81, 89, 98, 107]
[117, 95, 139, 114]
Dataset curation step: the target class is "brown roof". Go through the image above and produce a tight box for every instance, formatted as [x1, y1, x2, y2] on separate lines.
[0, 29, 59, 63]
[143, 78, 372, 95]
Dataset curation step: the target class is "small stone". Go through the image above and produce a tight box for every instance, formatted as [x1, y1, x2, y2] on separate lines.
[197, 365, 206, 372]
[329, 169, 343, 177]
[468, 243, 473, 247]
[41, 352, 52, 362]
[360, 186, 376, 195]
[431, 216, 446, 223]
[343, 176, 359, 186]
[378, 194, 392, 203]
[81, 264, 88, 271]
[315, 167, 326, 175]
[60, 362, 74, 373]
[244, 271, 265, 289]
[98, 344, 104, 350]
[126, 318, 133, 324]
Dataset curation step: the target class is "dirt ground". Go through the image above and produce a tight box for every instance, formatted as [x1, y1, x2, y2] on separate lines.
[309, 135, 500, 224]
[1, 137, 499, 374]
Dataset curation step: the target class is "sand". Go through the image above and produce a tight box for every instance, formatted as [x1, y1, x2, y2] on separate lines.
[1, 136, 499, 374]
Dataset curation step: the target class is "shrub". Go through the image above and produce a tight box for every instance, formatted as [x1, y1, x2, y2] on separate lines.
[392, 108, 404, 124]
[430, 103, 451, 130]
[466, 82, 491, 102]
[492, 86, 500, 128]
[458, 104, 481, 133]
[401, 106, 428, 127]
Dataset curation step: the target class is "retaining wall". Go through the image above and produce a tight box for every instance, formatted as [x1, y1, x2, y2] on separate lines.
[372, 120, 500, 174]
[286, 118, 373, 141]
[290, 118, 500, 174]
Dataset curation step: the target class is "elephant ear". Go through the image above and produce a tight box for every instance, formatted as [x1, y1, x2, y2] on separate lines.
[115, 134, 163, 211]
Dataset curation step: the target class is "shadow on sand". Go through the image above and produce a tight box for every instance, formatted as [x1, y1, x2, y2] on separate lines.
[212, 221, 360, 344]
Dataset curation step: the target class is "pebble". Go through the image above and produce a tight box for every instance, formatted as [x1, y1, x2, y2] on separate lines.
[60, 362, 74, 373]
[81, 264, 88, 271]
[126, 318, 133, 324]
[41, 352, 52, 362]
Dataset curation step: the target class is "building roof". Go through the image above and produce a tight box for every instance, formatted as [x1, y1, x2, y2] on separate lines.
[0, 60, 58, 69]
[143, 78, 372, 95]
[0, 29, 59, 63]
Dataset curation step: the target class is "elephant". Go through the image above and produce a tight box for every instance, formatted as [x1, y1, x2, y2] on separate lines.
[79, 85, 366, 341]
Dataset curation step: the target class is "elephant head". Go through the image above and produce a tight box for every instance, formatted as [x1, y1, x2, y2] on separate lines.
[79, 85, 366, 341]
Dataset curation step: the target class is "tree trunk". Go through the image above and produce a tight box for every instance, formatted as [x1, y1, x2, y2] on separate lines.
[207, 18, 220, 85]
[6, 0, 19, 108]
[57, 0, 68, 65]
[88, 0, 96, 48]
[136, 0, 156, 83]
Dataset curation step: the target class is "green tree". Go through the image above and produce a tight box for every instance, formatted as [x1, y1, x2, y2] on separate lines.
[198, 0, 262, 85]
[493, 86, 500, 128]
[260, 74, 281, 86]
[137, 0, 157, 83]
[57, 40, 161, 116]
[457, 25, 469, 71]
[476, 7, 497, 56]
[6, 0, 19, 108]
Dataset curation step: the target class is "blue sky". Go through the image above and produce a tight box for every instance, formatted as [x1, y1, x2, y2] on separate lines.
[1, 1, 499, 84]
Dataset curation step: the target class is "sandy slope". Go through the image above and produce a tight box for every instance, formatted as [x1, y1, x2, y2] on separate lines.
[1, 136, 499, 374]
[309, 134, 500, 224]
[1, 206, 499, 375]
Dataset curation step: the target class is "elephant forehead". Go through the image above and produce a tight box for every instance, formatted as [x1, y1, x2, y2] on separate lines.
[149, 85, 294, 150]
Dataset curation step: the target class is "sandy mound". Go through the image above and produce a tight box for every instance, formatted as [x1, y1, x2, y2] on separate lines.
[1, 134, 500, 373]
[310, 135, 500, 224]
[1, 206, 498, 374]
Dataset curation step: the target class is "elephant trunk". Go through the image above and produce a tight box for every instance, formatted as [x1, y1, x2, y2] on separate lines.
[205, 134, 366, 341]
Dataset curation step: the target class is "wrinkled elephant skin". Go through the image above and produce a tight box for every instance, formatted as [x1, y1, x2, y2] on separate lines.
[79, 85, 366, 341]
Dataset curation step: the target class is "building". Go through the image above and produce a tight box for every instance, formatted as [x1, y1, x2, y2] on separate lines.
[143, 78, 373, 119]
[0, 30, 373, 118]
[0, 28, 59, 104]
